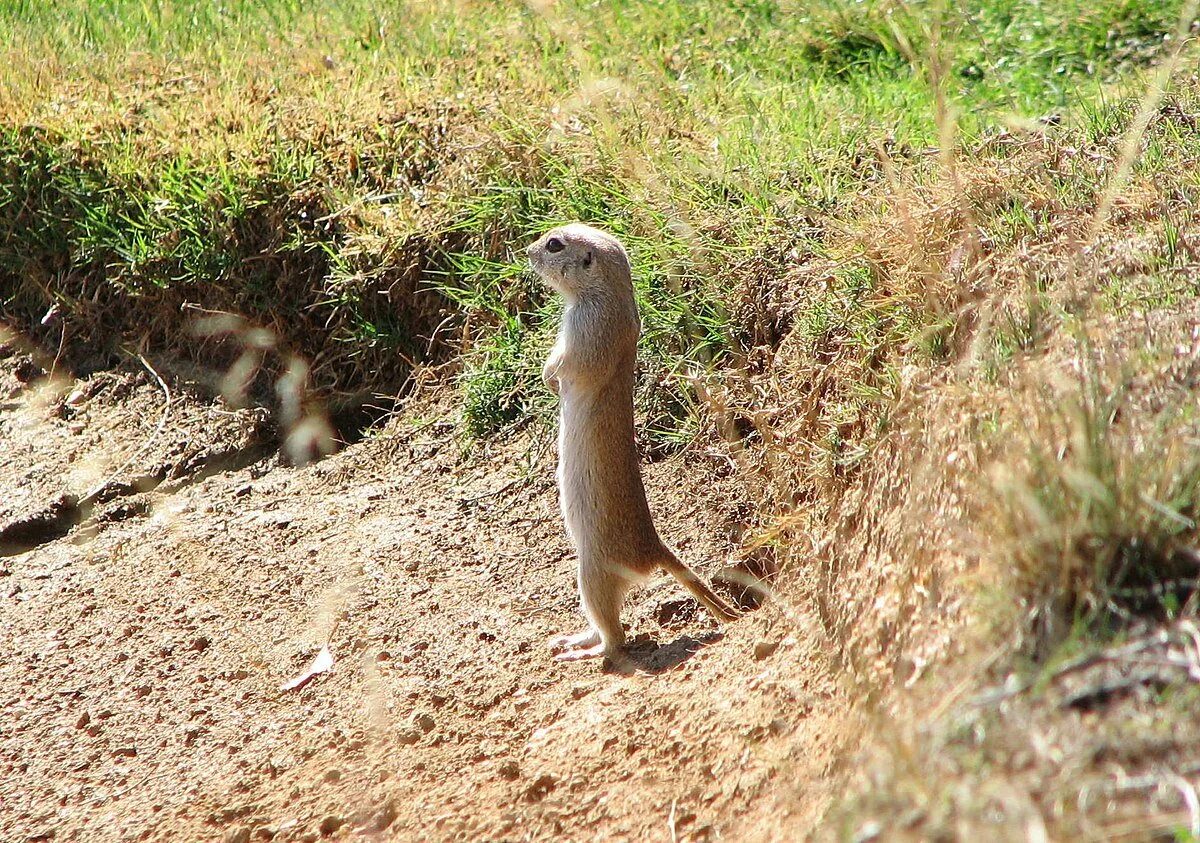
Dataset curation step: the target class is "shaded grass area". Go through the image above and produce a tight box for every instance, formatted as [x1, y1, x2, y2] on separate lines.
[0, 120, 449, 399]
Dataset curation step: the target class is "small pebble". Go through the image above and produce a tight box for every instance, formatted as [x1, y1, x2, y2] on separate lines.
[363, 801, 397, 831]
[525, 773, 557, 802]
[752, 639, 779, 660]
[318, 815, 344, 835]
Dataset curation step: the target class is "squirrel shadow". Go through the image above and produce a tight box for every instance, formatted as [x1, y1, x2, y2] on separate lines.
[605, 632, 724, 675]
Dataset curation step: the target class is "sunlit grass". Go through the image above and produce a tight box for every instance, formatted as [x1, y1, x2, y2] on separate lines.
[1, 0, 1183, 439]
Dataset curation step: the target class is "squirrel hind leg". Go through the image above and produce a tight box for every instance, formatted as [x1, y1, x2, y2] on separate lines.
[550, 627, 600, 652]
[553, 641, 609, 661]
[577, 560, 630, 654]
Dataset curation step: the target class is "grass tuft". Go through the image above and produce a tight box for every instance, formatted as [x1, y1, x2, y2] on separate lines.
[987, 351, 1200, 656]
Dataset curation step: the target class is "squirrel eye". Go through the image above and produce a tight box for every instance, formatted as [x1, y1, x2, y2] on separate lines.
[545, 237, 565, 253]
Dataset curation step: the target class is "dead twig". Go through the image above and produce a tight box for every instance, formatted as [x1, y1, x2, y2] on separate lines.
[78, 354, 173, 508]
[972, 627, 1181, 706]
[457, 476, 524, 505]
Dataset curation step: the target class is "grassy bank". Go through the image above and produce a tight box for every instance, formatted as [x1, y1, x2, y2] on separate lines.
[1, 0, 1182, 428]
[4, 0, 1200, 837]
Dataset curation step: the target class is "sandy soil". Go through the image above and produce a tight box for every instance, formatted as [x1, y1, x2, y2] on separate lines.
[1, 348, 844, 842]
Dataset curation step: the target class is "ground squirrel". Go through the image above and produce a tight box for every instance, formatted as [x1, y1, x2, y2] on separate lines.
[526, 223, 739, 662]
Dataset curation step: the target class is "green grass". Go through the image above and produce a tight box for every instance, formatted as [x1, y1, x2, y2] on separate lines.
[0, 0, 1187, 433]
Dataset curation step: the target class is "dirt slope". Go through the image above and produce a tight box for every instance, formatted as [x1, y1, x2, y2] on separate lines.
[1, 351, 843, 842]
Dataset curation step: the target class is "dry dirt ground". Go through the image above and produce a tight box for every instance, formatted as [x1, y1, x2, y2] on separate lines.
[1, 346, 844, 842]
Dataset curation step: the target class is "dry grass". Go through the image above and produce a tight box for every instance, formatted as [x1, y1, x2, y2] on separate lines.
[736, 9, 1200, 833]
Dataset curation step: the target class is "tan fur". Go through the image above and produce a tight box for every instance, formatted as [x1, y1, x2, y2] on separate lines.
[526, 223, 739, 662]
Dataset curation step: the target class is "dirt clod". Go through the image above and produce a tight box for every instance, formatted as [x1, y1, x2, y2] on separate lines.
[13, 358, 44, 383]
[317, 815, 343, 835]
[358, 800, 397, 832]
[525, 773, 558, 802]
[753, 639, 780, 660]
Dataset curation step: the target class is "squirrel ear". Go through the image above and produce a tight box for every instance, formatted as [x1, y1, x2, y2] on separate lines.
[582, 251, 592, 268]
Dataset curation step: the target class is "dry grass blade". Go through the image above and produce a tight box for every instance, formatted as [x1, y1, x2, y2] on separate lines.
[78, 353, 172, 507]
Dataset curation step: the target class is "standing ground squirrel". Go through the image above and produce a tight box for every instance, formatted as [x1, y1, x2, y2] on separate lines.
[526, 223, 739, 662]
